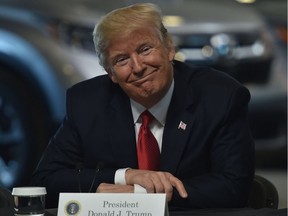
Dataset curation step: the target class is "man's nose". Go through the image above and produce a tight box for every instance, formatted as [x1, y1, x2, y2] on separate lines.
[130, 54, 144, 74]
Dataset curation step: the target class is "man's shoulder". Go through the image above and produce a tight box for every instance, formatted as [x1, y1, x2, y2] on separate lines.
[174, 60, 243, 89]
[64, 74, 126, 109]
[71, 74, 111, 90]
[67, 74, 119, 96]
[174, 61, 250, 104]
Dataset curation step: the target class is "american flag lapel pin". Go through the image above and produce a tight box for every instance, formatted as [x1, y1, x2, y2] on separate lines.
[178, 121, 187, 130]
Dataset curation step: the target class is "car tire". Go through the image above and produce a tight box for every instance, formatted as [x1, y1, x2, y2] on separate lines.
[0, 67, 50, 189]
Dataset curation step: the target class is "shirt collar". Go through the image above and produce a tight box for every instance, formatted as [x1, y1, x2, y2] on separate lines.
[130, 79, 174, 126]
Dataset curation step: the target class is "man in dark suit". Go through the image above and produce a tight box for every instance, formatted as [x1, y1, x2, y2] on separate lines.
[31, 3, 255, 209]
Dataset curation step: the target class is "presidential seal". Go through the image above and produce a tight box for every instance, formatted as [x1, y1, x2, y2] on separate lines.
[65, 200, 81, 215]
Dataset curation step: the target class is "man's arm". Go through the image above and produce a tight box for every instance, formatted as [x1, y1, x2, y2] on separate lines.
[31, 115, 117, 208]
[97, 169, 188, 202]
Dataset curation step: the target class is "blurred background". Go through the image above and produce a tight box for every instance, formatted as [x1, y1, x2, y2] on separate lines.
[0, 0, 286, 209]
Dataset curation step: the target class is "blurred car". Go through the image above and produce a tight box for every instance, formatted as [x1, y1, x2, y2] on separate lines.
[243, 0, 287, 168]
[0, 0, 286, 189]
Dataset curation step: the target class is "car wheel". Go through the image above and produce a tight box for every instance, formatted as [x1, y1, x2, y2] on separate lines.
[0, 67, 50, 188]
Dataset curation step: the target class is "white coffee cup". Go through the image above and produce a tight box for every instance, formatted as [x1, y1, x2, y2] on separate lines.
[12, 187, 46, 216]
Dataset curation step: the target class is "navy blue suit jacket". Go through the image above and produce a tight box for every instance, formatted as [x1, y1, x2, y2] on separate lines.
[32, 61, 255, 209]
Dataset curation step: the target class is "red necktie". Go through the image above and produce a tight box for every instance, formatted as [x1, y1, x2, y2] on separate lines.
[137, 110, 160, 171]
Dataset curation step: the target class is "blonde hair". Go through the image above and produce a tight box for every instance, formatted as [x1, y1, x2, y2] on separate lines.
[93, 3, 171, 69]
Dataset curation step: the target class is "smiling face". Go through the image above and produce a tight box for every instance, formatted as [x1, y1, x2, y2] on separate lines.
[106, 27, 175, 108]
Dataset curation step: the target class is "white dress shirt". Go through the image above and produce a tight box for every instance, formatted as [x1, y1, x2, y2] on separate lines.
[114, 80, 174, 192]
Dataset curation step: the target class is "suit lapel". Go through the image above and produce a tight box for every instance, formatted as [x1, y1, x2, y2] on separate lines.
[107, 87, 138, 168]
[161, 66, 196, 174]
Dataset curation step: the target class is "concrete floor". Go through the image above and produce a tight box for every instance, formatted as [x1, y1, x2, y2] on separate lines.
[256, 169, 287, 209]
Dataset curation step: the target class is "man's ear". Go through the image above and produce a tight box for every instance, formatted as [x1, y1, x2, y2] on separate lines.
[167, 38, 175, 62]
[106, 68, 118, 84]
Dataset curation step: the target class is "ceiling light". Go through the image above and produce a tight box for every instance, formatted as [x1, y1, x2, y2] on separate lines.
[163, 16, 184, 27]
[236, 0, 256, 4]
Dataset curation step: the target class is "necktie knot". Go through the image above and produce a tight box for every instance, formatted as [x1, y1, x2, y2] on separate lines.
[140, 110, 154, 127]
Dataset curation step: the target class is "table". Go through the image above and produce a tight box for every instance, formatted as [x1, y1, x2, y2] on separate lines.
[1, 207, 286, 216]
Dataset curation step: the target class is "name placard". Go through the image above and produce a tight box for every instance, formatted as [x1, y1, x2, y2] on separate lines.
[57, 193, 169, 216]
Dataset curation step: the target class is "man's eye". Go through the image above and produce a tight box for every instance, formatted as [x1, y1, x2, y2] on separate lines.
[115, 57, 128, 66]
[141, 46, 152, 55]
